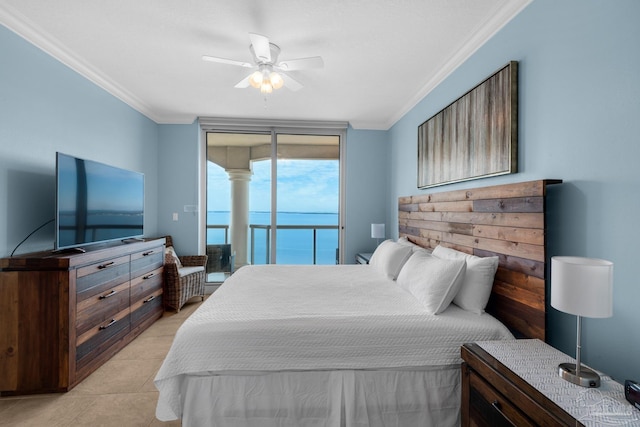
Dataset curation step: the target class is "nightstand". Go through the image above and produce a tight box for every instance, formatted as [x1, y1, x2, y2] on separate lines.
[355, 252, 372, 264]
[461, 339, 640, 427]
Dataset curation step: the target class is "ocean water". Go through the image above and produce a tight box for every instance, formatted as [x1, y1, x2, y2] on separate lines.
[207, 211, 339, 265]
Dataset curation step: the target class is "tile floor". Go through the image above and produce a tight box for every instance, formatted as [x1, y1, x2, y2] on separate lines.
[0, 298, 205, 427]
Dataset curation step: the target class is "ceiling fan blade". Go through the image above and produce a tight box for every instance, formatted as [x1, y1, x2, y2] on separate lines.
[277, 56, 324, 71]
[249, 33, 271, 62]
[234, 74, 252, 88]
[202, 55, 253, 68]
[282, 73, 303, 91]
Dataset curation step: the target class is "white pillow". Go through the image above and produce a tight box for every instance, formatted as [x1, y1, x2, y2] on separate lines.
[165, 246, 183, 268]
[397, 251, 466, 314]
[369, 239, 414, 280]
[432, 245, 499, 314]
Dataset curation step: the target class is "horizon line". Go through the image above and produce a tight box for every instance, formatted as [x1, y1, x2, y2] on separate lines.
[208, 210, 338, 215]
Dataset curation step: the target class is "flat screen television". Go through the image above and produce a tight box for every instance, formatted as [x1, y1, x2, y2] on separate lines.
[55, 152, 144, 250]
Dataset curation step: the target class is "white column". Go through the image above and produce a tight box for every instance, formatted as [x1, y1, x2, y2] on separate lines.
[227, 169, 252, 267]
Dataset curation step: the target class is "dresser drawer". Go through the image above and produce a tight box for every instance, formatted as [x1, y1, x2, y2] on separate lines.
[75, 307, 130, 370]
[131, 287, 163, 327]
[130, 266, 163, 303]
[130, 249, 164, 330]
[130, 265, 163, 329]
[131, 246, 164, 278]
[76, 281, 130, 337]
[76, 255, 130, 301]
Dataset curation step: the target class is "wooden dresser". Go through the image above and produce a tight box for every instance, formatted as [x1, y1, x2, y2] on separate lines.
[0, 238, 164, 395]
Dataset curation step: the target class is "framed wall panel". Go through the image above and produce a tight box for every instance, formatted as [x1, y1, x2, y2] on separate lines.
[418, 61, 518, 189]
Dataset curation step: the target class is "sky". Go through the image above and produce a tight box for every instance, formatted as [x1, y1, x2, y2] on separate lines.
[207, 159, 339, 213]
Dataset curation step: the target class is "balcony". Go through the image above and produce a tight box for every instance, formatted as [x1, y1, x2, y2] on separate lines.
[206, 223, 339, 282]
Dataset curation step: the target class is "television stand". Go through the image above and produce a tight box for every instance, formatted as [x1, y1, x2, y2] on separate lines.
[0, 238, 165, 395]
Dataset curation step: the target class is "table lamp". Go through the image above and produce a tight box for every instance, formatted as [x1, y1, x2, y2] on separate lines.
[551, 256, 613, 388]
[371, 223, 385, 246]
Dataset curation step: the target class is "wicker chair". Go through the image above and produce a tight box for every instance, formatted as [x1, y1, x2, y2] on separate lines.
[163, 235, 207, 312]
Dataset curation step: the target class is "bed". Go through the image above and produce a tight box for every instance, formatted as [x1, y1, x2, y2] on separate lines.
[155, 179, 560, 426]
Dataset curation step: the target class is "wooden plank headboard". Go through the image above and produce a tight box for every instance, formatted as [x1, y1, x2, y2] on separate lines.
[398, 179, 561, 340]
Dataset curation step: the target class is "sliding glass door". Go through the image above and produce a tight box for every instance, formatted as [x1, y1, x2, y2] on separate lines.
[204, 123, 344, 283]
[273, 133, 339, 265]
[206, 132, 270, 282]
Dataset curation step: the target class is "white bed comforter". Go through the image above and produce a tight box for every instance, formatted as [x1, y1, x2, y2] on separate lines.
[155, 264, 513, 421]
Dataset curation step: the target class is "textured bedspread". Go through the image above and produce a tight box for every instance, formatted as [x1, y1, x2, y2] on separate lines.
[155, 264, 513, 420]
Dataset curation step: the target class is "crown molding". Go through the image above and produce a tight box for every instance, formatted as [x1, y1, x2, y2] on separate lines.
[379, 0, 533, 131]
[347, 120, 391, 131]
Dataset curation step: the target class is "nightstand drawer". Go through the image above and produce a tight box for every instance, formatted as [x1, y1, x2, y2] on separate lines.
[468, 368, 535, 426]
[463, 358, 564, 426]
[462, 342, 588, 427]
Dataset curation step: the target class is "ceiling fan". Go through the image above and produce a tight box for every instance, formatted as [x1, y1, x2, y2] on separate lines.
[202, 33, 324, 94]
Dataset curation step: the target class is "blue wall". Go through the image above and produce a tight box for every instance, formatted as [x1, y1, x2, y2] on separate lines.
[156, 122, 202, 255]
[0, 24, 160, 256]
[388, 0, 640, 382]
[344, 127, 389, 260]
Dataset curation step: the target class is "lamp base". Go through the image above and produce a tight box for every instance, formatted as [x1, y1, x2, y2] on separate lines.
[558, 362, 601, 388]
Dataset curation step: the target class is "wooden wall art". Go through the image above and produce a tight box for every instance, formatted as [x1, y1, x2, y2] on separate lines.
[418, 61, 518, 189]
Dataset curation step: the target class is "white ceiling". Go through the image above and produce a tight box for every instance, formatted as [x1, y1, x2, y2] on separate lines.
[0, 0, 530, 130]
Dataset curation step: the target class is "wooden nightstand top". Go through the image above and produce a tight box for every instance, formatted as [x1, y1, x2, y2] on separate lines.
[465, 339, 640, 426]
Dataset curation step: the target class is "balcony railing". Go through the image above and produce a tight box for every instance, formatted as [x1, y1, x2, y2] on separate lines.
[206, 224, 339, 265]
[207, 224, 230, 244]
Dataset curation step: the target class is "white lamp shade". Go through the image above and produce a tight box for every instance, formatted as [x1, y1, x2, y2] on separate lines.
[371, 223, 385, 239]
[551, 256, 613, 318]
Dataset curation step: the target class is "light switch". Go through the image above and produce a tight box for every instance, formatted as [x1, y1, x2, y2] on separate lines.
[172, 212, 179, 221]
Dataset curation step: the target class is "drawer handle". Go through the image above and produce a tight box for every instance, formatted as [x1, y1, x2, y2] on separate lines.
[98, 290, 118, 300]
[143, 295, 156, 303]
[99, 319, 117, 330]
[491, 400, 517, 426]
[143, 273, 155, 280]
[97, 261, 115, 269]
[142, 250, 154, 256]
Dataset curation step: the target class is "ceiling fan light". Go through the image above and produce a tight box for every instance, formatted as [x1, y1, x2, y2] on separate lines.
[249, 71, 263, 88]
[260, 82, 273, 94]
[270, 72, 284, 89]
